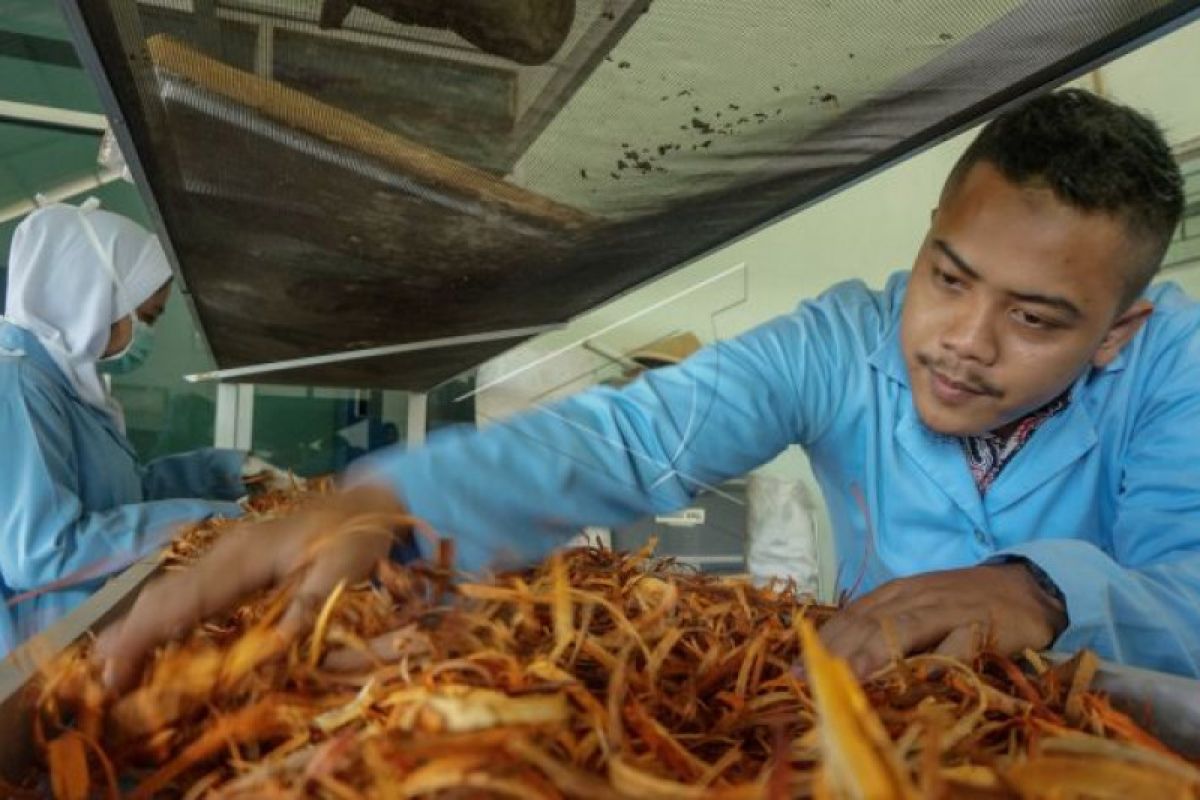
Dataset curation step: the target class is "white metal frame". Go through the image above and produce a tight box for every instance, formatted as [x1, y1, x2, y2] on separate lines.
[406, 392, 427, 447]
[213, 383, 255, 449]
[0, 168, 124, 225]
[186, 323, 560, 383]
[0, 99, 107, 133]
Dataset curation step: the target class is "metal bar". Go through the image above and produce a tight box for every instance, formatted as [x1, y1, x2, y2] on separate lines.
[214, 383, 256, 448]
[0, 167, 123, 225]
[235, 383, 255, 451]
[406, 392, 428, 447]
[0, 99, 107, 134]
[185, 323, 563, 383]
[214, 383, 239, 448]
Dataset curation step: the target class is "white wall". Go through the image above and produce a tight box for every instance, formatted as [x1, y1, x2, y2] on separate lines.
[1098, 20, 1200, 147]
[487, 16, 1200, 592]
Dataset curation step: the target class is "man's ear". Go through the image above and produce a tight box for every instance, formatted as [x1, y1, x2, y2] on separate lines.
[1093, 299, 1153, 368]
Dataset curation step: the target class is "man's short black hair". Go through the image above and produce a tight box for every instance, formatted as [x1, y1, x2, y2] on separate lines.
[946, 88, 1184, 305]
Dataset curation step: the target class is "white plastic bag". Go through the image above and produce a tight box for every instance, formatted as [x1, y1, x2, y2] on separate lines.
[745, 472, 819, 594]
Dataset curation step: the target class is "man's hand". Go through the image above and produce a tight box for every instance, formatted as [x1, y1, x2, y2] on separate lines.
[95, 483, 406, 693]
[819, 563, 1067, 678]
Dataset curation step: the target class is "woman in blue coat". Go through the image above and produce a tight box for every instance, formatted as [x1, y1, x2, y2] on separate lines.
[0, 202, 251, 655]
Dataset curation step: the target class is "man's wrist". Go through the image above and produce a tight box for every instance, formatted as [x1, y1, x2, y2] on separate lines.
[1022, 559, 1066, 608]
[986, 555, 1068, 637]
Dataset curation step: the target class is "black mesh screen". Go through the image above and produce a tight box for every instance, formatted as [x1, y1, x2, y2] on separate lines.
[64, 0, 1200, 389]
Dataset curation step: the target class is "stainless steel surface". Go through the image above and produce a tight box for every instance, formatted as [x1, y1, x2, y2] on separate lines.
[1088, 657, 1200, 758]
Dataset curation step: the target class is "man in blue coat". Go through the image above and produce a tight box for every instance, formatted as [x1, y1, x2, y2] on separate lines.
[98, 89, 1199, 688]
[0, 202, 253, 655]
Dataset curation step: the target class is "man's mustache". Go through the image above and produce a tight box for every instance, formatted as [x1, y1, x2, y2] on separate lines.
[916, 353, 1003, 398]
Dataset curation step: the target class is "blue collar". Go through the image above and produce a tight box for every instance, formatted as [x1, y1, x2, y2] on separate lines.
[866, 315, 910, 388]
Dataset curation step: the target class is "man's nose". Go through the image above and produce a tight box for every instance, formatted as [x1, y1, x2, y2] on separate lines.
[941, 301, 998, 365]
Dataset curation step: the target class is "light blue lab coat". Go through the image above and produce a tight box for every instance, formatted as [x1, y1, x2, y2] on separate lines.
[351, 273, 1200, 677]
[0, 322, 244, 655]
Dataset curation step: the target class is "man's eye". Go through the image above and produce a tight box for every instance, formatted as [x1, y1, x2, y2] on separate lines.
[933, 267, 962, 289]
[1013, 309, 1049, 328]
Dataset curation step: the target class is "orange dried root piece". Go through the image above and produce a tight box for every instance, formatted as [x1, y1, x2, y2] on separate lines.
[1004, 754, 1200, 799]
[380, 685, 570, 733]
[46, 732, 89, 800]
[128, 694, 313, 800]
[799, 619, 919, 800]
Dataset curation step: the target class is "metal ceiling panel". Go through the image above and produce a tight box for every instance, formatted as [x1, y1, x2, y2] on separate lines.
[59, 0, 1200, 390]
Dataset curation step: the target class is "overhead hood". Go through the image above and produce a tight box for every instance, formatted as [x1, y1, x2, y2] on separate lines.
[60, 0, 1200, 389]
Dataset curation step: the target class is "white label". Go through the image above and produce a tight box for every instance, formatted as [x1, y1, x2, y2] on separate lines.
[654, 507, 706, 527]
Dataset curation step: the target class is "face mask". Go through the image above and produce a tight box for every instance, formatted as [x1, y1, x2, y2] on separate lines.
[98, 316, 155, 375]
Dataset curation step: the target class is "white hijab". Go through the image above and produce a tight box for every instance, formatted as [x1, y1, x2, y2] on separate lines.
[3, 200, 172, 429]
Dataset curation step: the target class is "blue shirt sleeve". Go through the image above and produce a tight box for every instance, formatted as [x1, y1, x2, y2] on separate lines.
[348, 299, 853, 575]
[141, 448, 247, 501]
[0, 378, 242, 595]
[1003, 325, 1200, 676]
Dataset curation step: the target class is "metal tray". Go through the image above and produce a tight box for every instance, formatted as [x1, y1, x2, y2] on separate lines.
[0, 557, 158, 781]
[1083, 655, 1200, 757]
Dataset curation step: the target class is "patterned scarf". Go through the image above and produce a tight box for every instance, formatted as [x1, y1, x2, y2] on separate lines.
[961, 394, 1070, 494]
